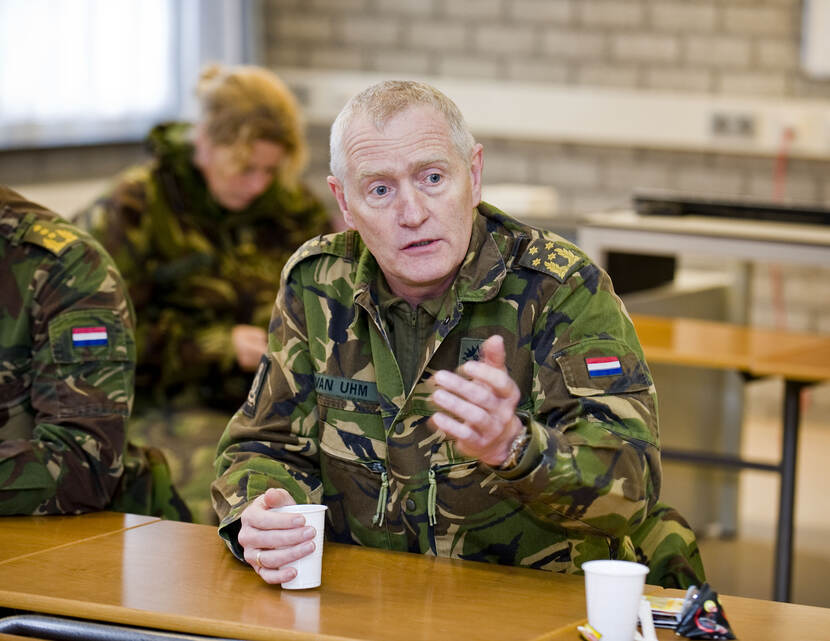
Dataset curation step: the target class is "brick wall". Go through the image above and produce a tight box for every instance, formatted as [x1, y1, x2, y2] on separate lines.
[267, 0, 830, 334]
[266, 0, 821, 97]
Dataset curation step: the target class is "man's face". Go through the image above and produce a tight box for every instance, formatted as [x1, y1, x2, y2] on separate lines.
[196, 138, 285, 211]
[328, 105, 483, 305]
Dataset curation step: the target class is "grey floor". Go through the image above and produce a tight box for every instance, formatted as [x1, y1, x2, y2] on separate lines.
[671, 379, 830, 608]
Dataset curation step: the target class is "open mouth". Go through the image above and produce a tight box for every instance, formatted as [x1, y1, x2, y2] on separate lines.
[405, 239, 436, 249]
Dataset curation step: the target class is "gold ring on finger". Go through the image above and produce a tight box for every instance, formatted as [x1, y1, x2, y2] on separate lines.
[256, 550, 263, 569]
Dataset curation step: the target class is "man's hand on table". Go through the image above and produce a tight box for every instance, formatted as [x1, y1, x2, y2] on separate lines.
[238, 488, 317, 585]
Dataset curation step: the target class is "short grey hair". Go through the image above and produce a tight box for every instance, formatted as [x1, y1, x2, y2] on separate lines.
[329, 80, 476, 181]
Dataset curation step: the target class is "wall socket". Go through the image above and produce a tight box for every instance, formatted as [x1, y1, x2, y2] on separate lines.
[710, 111, 757, 139]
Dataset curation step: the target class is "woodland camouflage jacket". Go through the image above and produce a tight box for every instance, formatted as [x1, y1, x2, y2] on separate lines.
[213, 204, 691, 578]
[0, 186, 136, 514]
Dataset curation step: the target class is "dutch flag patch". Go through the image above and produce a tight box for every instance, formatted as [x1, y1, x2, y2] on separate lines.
[585, 356, 622, 377]
[72, 326, 108, 347]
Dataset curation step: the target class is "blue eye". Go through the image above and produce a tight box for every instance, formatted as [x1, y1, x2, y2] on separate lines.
[427, 173, 441, 183]
[373, 185, 388, 196]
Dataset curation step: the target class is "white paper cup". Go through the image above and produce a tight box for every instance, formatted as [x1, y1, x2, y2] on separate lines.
[271, 504, 328, 589]
[582, 560, 649, 641]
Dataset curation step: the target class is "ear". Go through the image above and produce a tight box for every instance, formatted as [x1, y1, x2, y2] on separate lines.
[469, 143, 484, 207]
[327, 176, 356, 229]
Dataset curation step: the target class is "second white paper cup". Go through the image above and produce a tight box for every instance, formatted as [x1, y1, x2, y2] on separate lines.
[270, 504, 328, 589]
[582, 560, 649, 641]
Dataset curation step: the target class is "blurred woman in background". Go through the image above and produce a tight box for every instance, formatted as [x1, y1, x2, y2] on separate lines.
[79, 64, 332, 523]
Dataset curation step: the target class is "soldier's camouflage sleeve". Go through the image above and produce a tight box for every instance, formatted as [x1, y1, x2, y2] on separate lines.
[0, 213, 136, 514]
[495, 245, 660, 538]
[212, 242, 328, 555]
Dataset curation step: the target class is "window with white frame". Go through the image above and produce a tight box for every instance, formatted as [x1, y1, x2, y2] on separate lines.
[0, 0, 254, 149]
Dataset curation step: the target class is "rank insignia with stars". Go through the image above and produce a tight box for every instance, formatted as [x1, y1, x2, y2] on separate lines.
[23, 222, 79, 255]
[517, 237, 584, 281]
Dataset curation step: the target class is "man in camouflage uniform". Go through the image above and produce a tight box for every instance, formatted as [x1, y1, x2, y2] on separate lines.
[212, 81, 705, 588]
[78, 122, 331, 523]
[0, 186, 188, 518]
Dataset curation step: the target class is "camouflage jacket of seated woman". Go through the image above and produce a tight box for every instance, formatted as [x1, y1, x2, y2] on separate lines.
[79, 122, 333, 415]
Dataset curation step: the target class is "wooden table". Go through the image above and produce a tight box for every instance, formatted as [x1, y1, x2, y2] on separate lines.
[0, 517, 602, 641]
[545, 595, 830, 641]
[631, 313, 830, 603]
[0, 512, 157, 564]
[1, 515, 829, 641]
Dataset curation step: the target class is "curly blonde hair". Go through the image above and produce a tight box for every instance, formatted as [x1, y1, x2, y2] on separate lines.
[196, 64, 307, 187]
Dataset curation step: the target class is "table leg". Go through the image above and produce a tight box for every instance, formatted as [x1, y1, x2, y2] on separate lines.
[773, 380, 806, 603]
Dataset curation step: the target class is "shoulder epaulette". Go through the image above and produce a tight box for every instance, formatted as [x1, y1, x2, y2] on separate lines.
[516, 234, 586, 282]
[22, 218, 82, 256]
[282, 230, 350, 277]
